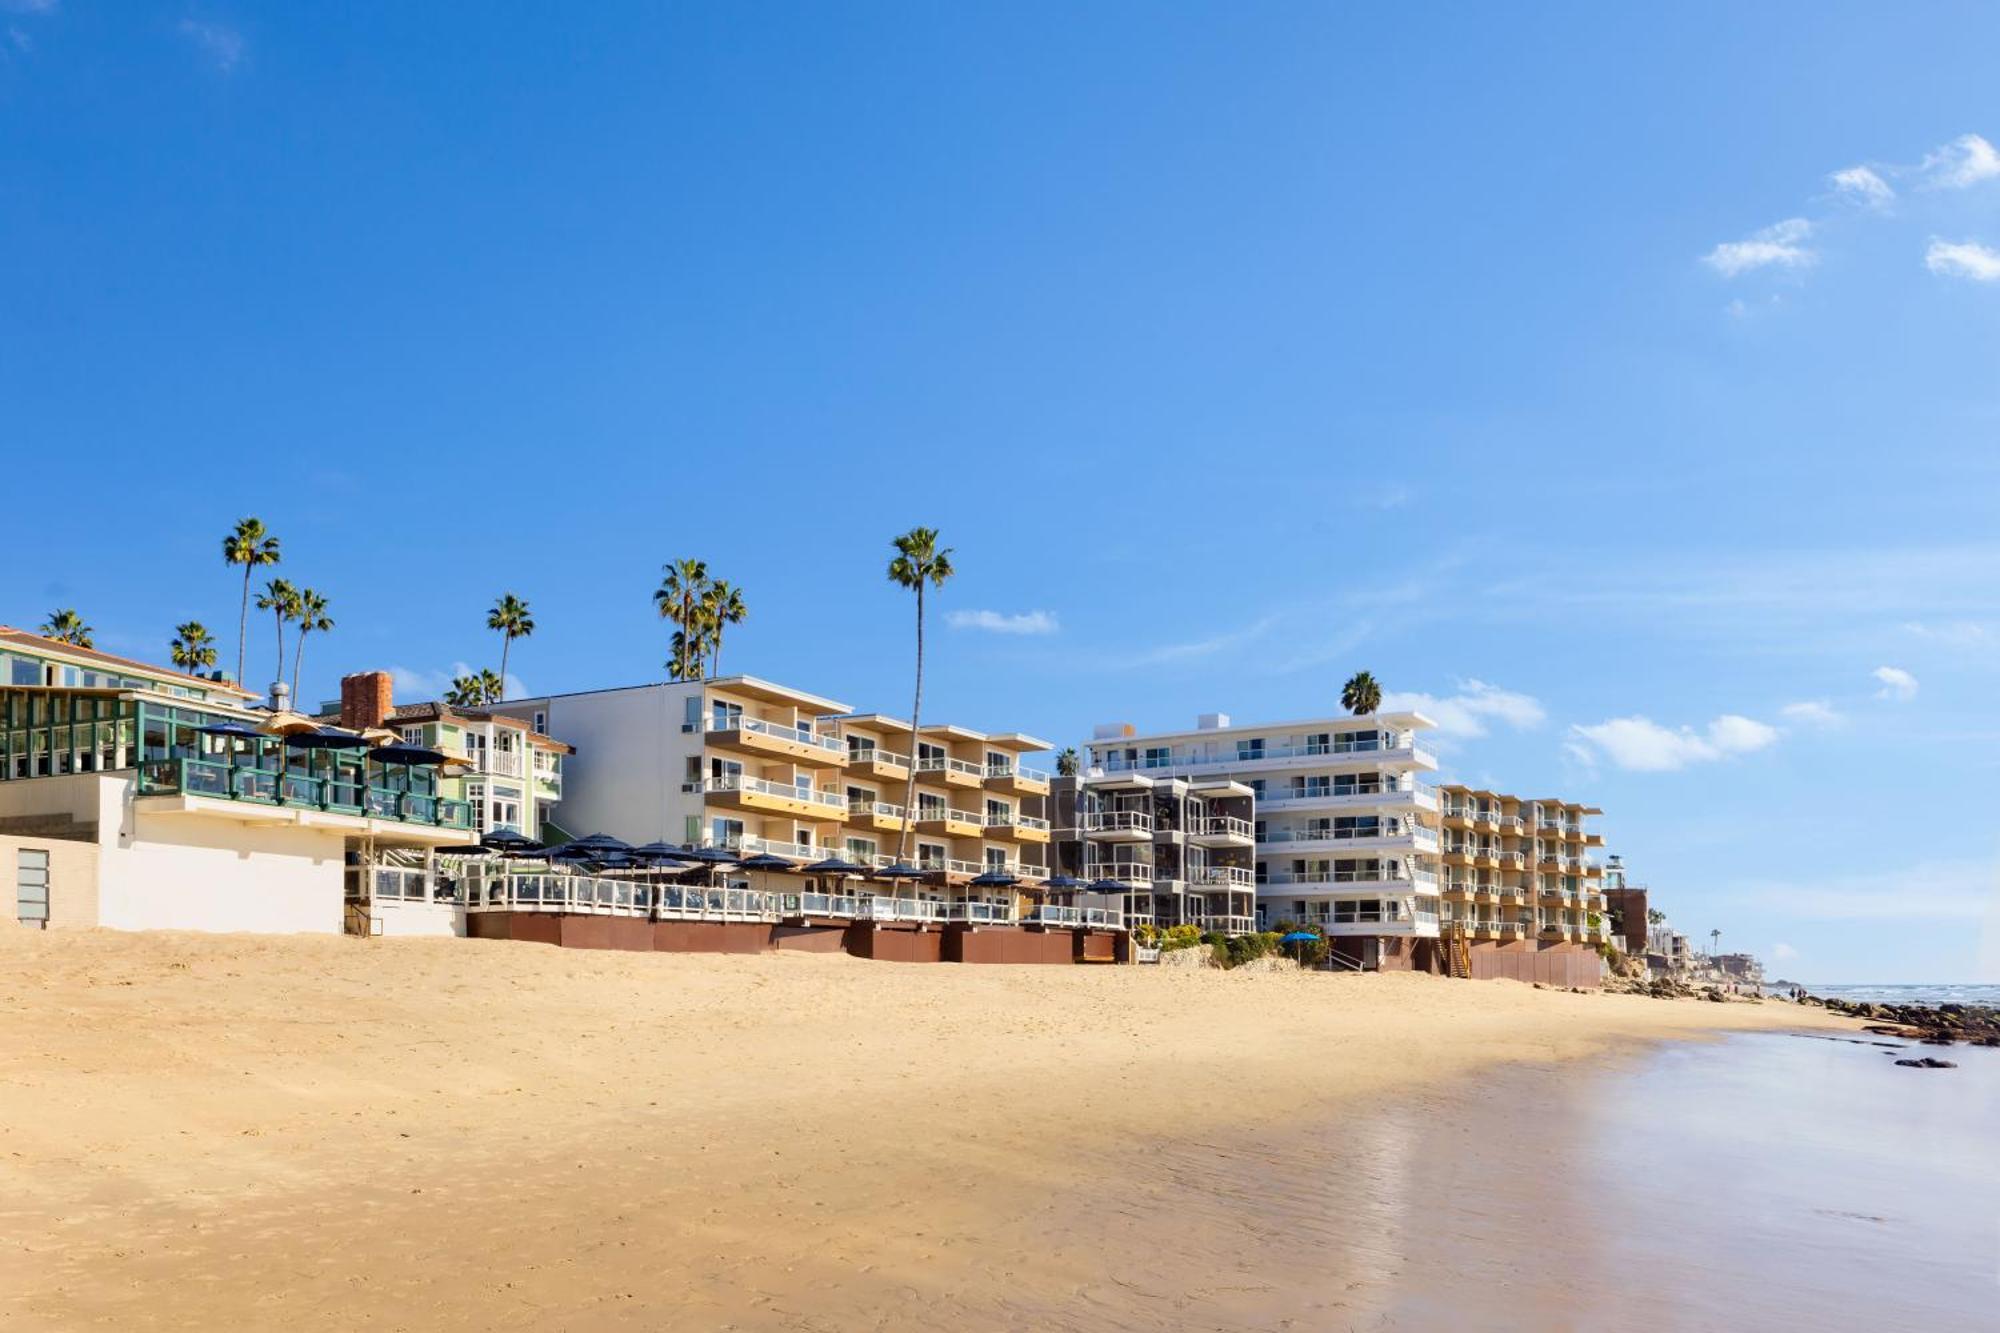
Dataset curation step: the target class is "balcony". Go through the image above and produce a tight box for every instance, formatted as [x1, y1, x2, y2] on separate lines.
[1194, 865, 1256, 889]
[846, 799, 909, 834]
[917, 755, 985, 789]
[1258, 869, 1441, 892]
[1097, 736, 1438, 775]
[913, 805, 985, 838]
[1086, 860, 1156, 886]
[1191, 815, 1254, 848]
[135, 757, 471, 836]
[693, 774, 846, 818]
[1084, 809, 1154, 840]
[983, 763, 1051, 796]
[1279, 905, 1441, 938]
[1262, 823, 1436, 853]
[1025, 904, 1126, 930]
[1255, 781, 1439, 813]
[844, 746, 911, 780]
[984, 811, 1052, 843]
[704, 716, 847, 764]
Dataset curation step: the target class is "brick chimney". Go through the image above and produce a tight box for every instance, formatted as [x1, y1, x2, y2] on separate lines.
[340, 671, 394, 732]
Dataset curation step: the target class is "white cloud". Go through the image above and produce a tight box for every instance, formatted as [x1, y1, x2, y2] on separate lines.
[1568, 713, 1778, 772]
[946, 609, 1059, 636]
[1771, 942, 1799, 964]
[1779, 699, 1842, 728]
[1702, 218, 1815, 277]
[1872, 665, 1918, 701]
[1829, 165, 1894, 208]
[178, 18, 243, 72]
[1925, 238, 2000, 282]
[1382, 680, 1546, 738]
[1920, 133, 2000, 189]
[1902, 619, 1991, 647]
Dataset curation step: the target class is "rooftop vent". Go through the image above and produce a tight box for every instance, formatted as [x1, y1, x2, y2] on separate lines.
[1196, 712, 1230, 730]
[1092, 722, 1135, 740]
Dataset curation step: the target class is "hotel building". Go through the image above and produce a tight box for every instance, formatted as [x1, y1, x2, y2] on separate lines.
[1435, 783, 1607, 984]
[0, 627, 471, 934]
[1061, 709, 1442, 965]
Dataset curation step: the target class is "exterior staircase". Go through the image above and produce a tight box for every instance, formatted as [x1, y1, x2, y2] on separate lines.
[1446, 921, 1472, 979]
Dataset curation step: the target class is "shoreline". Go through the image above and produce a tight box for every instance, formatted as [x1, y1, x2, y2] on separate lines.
[0, 931, 1860, 1330]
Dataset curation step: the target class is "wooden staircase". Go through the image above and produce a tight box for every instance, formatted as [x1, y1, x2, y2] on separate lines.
[1446, 921, 1472, 979]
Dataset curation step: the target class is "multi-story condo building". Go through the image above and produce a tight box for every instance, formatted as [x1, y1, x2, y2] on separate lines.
[0, 626, 471, 934]
[490, 675, 1055, 886]
[1049, 770, 1258, 935]
[1060, 709, 1442, 964]
[1436, 783, 1606, 980]
[318, 671, 571, 842]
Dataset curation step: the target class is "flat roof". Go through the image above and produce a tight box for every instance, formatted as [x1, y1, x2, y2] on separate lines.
[497, 675, 851, 715]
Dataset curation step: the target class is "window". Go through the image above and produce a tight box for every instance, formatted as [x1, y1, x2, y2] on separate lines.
[710, 700, 742, 730]
[848, 737, 876, 760]
[16, 849, 49, 927]
[916, 841, 946, 869]
[985, 799, 1011, 822]
[683, 695, 702, 732]
[846, 837, 877, 862]
[532, 710, 547, 734]
[710, 817, 744, 847]
[984, 847, 1008, 871]
[918, 741, 945, 764]
[1143, 746, 1170, 769]
[400, 726, 424, 745]
[918, 792, 945, 818]
[1236, 738, 1265, 761]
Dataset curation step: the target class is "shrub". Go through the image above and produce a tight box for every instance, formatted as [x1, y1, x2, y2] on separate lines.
[1134, 922, 1161, 947]
[1158, 924, 1202, 953]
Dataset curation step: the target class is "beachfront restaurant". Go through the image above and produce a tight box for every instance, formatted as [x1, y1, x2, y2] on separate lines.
[0, 684, 471, 934]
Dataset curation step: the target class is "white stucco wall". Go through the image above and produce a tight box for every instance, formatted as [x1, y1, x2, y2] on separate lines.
[99, 801, 348, 934]
[496, 684, 695, 843]
[366, 900, 462, 937]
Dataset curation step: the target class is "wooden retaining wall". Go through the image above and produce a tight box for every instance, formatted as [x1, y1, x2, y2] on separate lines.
[1466, 941, 1604, 988]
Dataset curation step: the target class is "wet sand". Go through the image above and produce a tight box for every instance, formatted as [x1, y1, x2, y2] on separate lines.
[0, 930, 1875, 1330]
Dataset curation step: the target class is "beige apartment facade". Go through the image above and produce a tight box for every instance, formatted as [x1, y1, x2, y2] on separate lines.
[1437, 784, 1607, 984]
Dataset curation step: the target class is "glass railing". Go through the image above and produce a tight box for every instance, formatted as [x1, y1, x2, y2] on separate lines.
[137, 757, 470, 830]
[708, 716, 846, 754]
[846, 746, 910, 769]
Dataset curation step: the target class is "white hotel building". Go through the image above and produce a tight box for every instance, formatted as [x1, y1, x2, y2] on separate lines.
[1076, 709, 1444, 968]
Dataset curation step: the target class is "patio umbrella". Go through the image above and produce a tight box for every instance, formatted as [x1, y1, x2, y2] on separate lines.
[968, 871, 1019, 888]
[570, 832, 632, 850]
[1086, 878, 1129, 894]
[284, 727, 374, 750]
[632, 841, 696, 863]
[481, 826, 541, 851]
[197, 721, 267, 740]
[1039, 873, 1085, 890]
[802, 856, 868, 877]
[1280, 931, 1320, 943]
[738, 853, 797, 872]
[871, 862, 926, 880]
[676, 845, 740, 865]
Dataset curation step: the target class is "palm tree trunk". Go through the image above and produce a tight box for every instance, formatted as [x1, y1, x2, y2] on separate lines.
[711, 628, 722, 678]
[272, 608, 286, 690]
[291, 626, 307, 703]
[895, 583, 924, 871]
[499, 634, 512, 698]
[237, 567, 251, 686]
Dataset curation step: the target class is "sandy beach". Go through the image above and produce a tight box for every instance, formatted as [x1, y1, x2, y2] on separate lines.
[0, 931, 1857, 1330]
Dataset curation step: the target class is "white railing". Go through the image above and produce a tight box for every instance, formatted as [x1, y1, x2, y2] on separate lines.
[915, 806, 985, 826]
[730, 835, 821, 861]
[1259, 870, 1441, 889]
[1196, 865, 1256, 888]
[1097, 736, 1436, 772]
[1087, 861, 1156, 884]
[709, 715, 847, 755]
[371, 867, 430, 901]
[847, 746, 911, 770]
[943, 900, 1013, 924]
[1084, 809, 1154, 834]
[1026, 904, 1125, 929]
[1261, 822, 1432, 846]
[850, 799, 907, 821]
[917, 756, 985, 779]
[695, 774, 847, 812]
[1256, 779, 1439, 807]
[985, 812, 1051, 832]
[985, 763, 1052, 783]
[854, 896, 947, 923]
[781, 891, 866, 917]
[1197, 816, 1253, 839]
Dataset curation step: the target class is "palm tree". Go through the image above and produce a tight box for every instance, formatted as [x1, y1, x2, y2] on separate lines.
[290, 589, 333, 703]
[39, 609, 93, 648]
[487, 593, 534, 697]
[1340, 670, 1383, 717]
[704, 580, 746, 676]
[222, 518, 281, 685]
[654, 559, 711, 680]
[255, 578, 300, 690]
[1055, 747, 1080, 777]
[1710, 928, 1721, 958]
[169, 621, 218, 673]
[446, 669, 503, 707]
[887, 527, 954, 862]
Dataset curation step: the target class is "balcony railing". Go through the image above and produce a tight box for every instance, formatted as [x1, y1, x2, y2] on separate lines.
[1196, 815, 1253, 839]
[138, 757, 471, 831]
[846, 746, 910, 770]
[1084, 809, 1155, 835]
[1086, 861, 1156, 883]
[1259, 869, 1441, 889]
[850, 799, 907, 821]
[917, 756, 985, 779]
[708, 716, 847, 756]
[693, 774, 847, 812]
[1256, 780, 1439, 807]
[1026, 904, 1125, 929]
[1097, 736, 1436, 772]
[1260, 822, 1434, 846]
[985, 812, 1050, 832]
[984, 763, 1051, 782]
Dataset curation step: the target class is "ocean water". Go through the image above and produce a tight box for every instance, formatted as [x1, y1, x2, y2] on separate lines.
[1116, 1029, 2000, 1331]
[1812, 982, 2000, 1007]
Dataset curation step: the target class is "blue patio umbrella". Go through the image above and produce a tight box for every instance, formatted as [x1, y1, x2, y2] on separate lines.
[1281, 931, 1320, 943]
[568, 832, 632, 852]
[677, 845, 741, 864]
[632, 841, 696, 863]
[1086, 878, 1129, 894]
[481, 826, 540, 850]
[738, 853, 797, 872]
[196, 721, 267, 740]
[871, 862, 927, 880]
[969, 871, 1019, 888]
[802, 856, 868, 877]
[1039, 873, 1085, 890]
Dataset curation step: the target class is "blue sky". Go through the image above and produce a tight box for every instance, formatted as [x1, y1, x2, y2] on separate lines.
[4, 3, 1998, 982]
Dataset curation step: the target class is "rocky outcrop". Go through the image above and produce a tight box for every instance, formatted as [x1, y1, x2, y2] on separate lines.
[1818, 998, 2000, 1047]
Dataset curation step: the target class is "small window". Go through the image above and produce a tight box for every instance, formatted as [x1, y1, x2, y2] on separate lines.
[532, 710, 547, 734]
